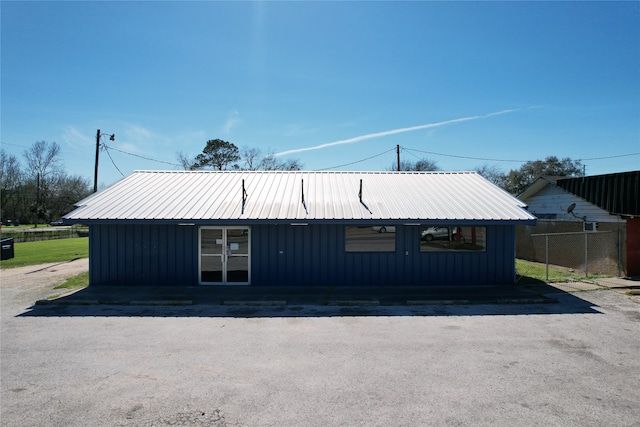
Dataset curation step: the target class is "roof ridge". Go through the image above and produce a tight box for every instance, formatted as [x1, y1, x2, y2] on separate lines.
[132, 169, 477, 175]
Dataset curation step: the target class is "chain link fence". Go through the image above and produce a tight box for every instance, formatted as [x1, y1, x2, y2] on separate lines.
[524, 230, 622, 279]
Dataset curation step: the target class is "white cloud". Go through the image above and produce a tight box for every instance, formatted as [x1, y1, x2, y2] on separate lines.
[122, 124, 152, 142]
[61, 126, 93, 149]
[284, 123, 323, 137]
[273, 109, 522, 157]
[223, 109, 242, 135]
[117, 142, 141, 153]
[62, 123, 157, 153]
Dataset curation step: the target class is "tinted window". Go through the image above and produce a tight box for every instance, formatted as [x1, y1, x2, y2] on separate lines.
[420, 226, 486, 252]
[345, 226, 396, 252]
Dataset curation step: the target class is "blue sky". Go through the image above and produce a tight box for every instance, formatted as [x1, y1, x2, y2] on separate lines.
[2, 1, 639, 188]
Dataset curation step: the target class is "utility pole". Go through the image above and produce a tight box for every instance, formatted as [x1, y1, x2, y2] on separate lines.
[94, 129, 101, 193]
[35, 173, 40, 228]
[94, 129, 115, 193]
[396, 144, 400, 171]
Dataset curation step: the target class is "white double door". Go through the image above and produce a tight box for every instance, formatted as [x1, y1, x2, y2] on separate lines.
[199, 227, 250, 285]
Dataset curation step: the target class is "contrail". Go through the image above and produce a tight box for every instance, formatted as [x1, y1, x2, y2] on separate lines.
[273, 108, 521, 157]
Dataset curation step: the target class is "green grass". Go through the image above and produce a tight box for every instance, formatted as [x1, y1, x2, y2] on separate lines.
[54, 271, 89, 290]
[516, 259, 609, 284]
[0, 237, 88, 269]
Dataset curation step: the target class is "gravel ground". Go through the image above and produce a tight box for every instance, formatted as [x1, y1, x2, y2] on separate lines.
[0, 259, 89, 317]
[1, 261, 639, 427]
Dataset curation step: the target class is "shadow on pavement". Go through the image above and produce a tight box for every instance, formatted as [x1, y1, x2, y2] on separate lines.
[18, 284, 602, 318]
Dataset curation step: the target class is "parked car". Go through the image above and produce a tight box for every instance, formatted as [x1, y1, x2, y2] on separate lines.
[372, 226, 396, 233]
[421, 226, 456, 241]
[50, 219, 65, 226]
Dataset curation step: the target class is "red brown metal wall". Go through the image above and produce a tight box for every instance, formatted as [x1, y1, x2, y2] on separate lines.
[627, 217, 640, 276]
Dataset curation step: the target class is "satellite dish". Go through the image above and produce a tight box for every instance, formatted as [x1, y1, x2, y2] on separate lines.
[567, 203, 576, 213]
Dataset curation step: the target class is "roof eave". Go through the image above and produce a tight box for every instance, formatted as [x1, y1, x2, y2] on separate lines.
[62, 217, 537, 226]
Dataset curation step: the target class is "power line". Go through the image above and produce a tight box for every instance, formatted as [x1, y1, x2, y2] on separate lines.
[103, 146, 125, 177]
[0, 142, 31, 149]
[102, 144, 181, 167]
[578, 153, 640, 161]
[315, 148, 396, 171]
[403, 147, 529, 163]
[404, 148, 424, 161]
[404, 146, 640, 164]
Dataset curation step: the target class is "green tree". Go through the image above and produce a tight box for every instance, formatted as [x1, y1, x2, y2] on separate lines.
[193, 139, 240, 170]
[502, 156, 582, 194]
[48, 174, 92, 220]
[182, 143, 303, 171]
[1, 144, 93, 224]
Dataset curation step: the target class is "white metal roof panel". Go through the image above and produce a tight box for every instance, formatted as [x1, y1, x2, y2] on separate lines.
[64, 170, 536, 222]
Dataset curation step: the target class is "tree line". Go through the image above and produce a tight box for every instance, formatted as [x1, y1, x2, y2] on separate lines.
[181, 139, 584, 195]
[176, 139, 303, 171]
[1, 141, 92, 226]
[1, 137, 583, 225]
[389, 156, 582, 194]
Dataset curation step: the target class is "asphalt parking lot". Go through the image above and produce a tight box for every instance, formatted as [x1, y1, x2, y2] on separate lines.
[1, 263, 639, 426]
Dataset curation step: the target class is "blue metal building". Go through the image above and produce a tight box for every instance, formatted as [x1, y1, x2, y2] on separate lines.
[64, 171, 536, 287]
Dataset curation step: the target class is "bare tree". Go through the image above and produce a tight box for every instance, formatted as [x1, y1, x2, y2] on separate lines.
[23, 141, 63, 181]
[240, 146, 263, 170]
[0, 149, 23, 220]
[388, 158, 440, 171]
[259, 150, 303, 170]
[2, 145, 92, 224]
[23, 141, 64, 225]
[259, 153, 280, 170]
[474, 164, 504, 186]
[1, 149, 22, 191]
[179, 143, 303, 172]
[279, 158, 303, 171]
[176, 151, 197, 170]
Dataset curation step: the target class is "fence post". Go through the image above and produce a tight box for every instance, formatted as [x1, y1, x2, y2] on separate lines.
[618, 228, 622, 277]
[545, 234, 549, 281]
[584, 232, 588, 277]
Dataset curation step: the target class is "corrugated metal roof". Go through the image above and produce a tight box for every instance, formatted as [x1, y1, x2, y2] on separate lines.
[64, 170, 536, 223]
[557, 171, 639, 216]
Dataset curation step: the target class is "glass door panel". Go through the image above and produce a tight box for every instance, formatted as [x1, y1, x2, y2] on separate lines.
[226, 228, 249, 283]
[200, 228, 223, 283]
[226, 256, 249, 283]
[199, 227, 250, 285]
[201, 255, 223, 283]
[201, 228, 223, 254]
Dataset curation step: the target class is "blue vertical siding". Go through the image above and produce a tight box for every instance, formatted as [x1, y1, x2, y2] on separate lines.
[88, 223, 515, 287]
[250, 224, 515, 286]
[89, 224, 198, 286]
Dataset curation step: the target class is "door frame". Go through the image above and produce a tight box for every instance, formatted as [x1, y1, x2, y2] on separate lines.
[199, 226, 251, 285]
